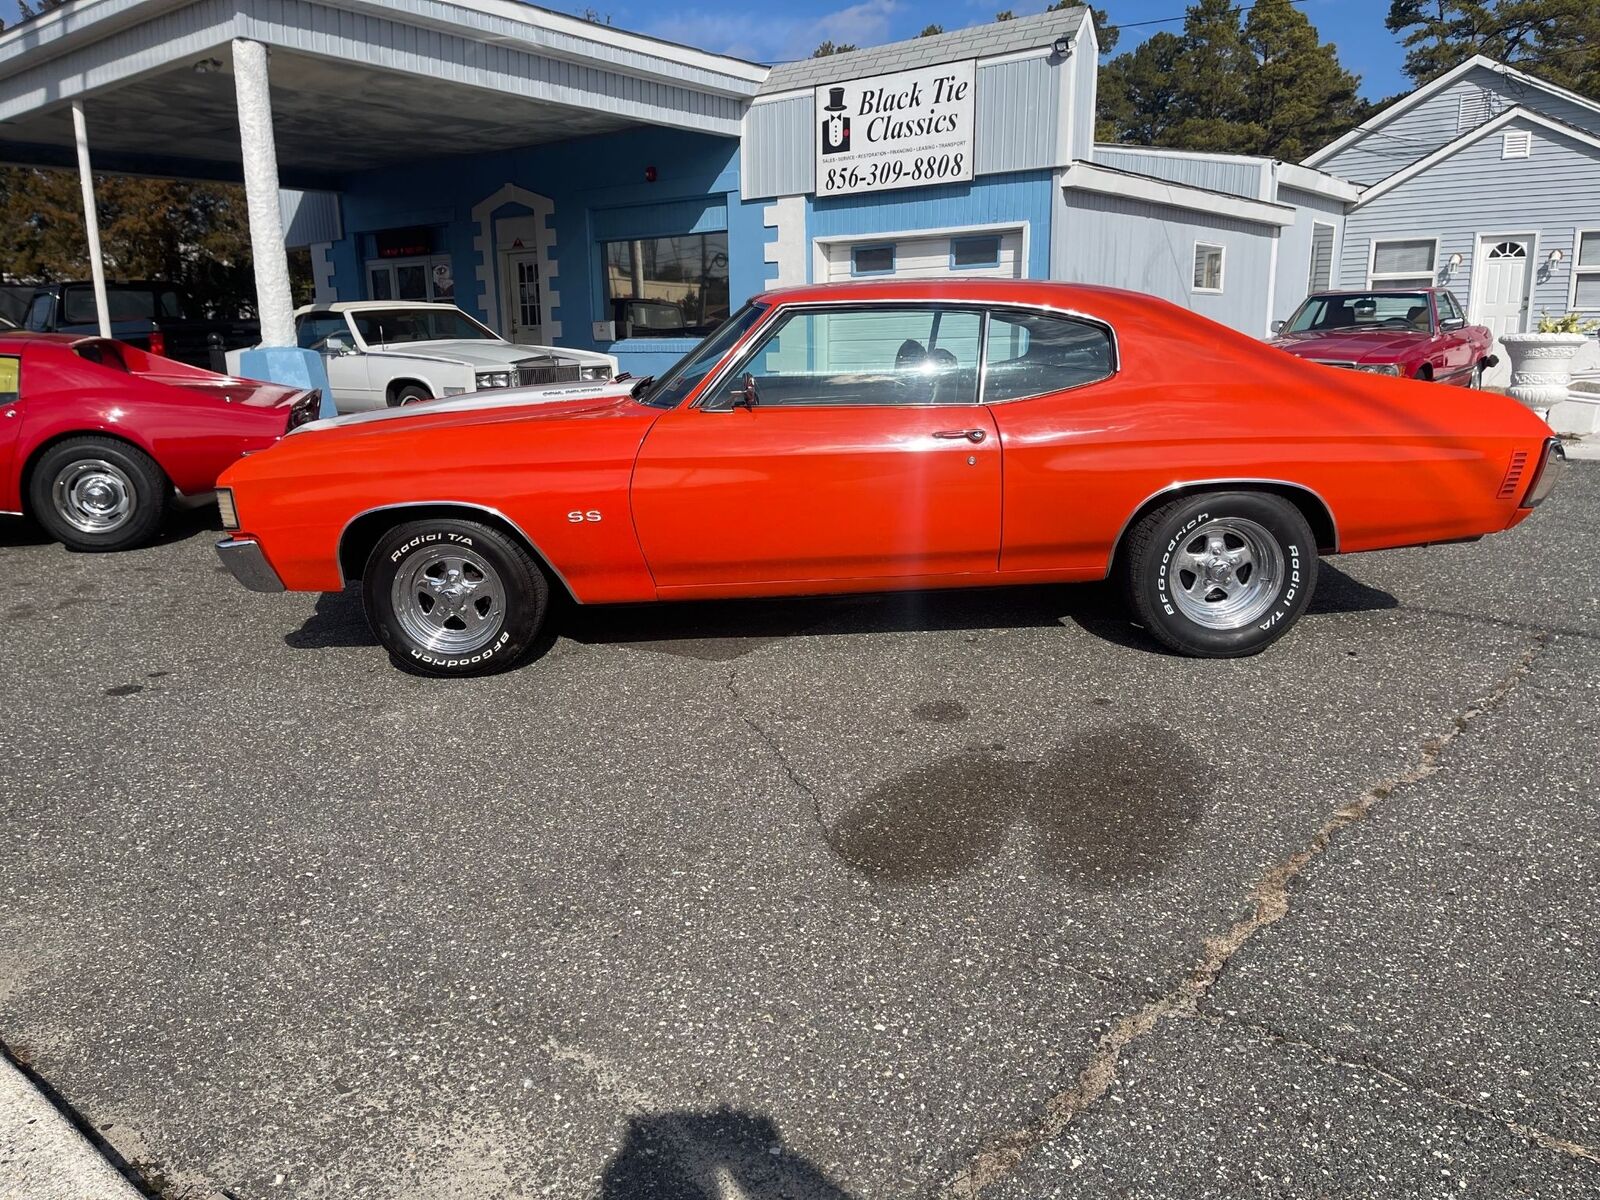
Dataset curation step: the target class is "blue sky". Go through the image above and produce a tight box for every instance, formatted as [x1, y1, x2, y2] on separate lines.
[0, 0, 1411, 99]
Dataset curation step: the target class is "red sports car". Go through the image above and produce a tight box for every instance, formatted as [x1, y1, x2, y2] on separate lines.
[0, 333, 320, 551]
[215, 280, 1561, 674]
[1269, 287, 1497, 387]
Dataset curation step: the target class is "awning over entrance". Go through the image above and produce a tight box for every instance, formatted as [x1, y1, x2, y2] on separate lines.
[0, 0, 766, 189]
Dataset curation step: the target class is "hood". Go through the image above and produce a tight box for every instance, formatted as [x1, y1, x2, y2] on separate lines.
[364, 339, 613, 370]
[292, 378, 637, 435]
[1270, 328, 1426, 364]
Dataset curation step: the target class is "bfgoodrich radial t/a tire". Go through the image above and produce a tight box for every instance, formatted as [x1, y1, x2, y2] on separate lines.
[1121, 491, 1319, 658]
[362, 518, 549, 676]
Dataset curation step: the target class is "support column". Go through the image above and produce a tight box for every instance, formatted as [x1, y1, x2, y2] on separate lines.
[229, 37, 334, 416]
[70, 101, 111, 339]
[231, 37, 294, 347]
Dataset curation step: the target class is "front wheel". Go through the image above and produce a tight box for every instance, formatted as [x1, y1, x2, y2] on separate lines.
[1120, 492, 1319, 657]
[362, 518, 549, 676]
[390, 384, 431, 408]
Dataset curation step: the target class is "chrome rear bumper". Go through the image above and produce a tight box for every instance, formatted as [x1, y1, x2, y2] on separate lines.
[216, 537, 285, 592]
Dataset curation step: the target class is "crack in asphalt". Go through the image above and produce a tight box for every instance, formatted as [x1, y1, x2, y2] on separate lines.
[937, 632, 1554, 1199]
[726, 668, 837, 855]
[1207, 1013, 1600, 1167]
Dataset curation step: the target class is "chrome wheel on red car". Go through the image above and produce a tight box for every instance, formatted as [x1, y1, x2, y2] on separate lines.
[1121, 491, 1319, 658]
[28, 436, 170, 552]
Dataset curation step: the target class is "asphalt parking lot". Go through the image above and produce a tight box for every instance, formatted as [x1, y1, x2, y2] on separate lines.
[2, 467, 1598, 1200]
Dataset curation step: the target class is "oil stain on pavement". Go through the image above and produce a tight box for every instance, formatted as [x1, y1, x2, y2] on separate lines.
[827, 722, 1207, 886]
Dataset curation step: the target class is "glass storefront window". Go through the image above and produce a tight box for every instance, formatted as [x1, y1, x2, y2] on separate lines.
[604, 232, 730, 338]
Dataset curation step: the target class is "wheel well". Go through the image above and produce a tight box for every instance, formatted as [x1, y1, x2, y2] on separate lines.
[1416, 363, 1434, 381]
[1112, 482, 1338, 571]
[387, 378, 431, 404]
[337, 503, 575, 601]
[18, 431, 162, 516]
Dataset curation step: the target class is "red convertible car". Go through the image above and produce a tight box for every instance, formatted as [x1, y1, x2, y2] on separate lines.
[0, 333, 319, 551]
[1269, 287, 1497, 387]
[215, 280, 1561, 674]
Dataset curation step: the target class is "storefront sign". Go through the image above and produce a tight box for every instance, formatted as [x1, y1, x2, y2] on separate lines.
[375, 226, 435, 258]
[815, 60, 976, 198]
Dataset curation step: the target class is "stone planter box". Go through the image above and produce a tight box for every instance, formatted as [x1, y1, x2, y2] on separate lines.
[1501, 331, 1593, 415]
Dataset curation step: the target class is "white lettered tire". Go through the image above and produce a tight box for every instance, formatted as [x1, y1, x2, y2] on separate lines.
[362, 518, 549, 676]
[1121, 491, 1319, 657]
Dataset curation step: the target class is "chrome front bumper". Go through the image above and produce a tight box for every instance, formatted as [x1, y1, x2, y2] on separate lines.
[216, 537, 285, 592]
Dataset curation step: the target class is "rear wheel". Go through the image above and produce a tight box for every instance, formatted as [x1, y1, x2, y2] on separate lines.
[362, 518, 548, 676]
[28, 436, 169, 552]
[1120, 491, 1319, 657]
[1468, 363, 1485, 389]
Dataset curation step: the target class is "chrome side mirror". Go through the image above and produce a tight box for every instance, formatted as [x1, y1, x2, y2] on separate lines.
[1270, 320, 1285, 335]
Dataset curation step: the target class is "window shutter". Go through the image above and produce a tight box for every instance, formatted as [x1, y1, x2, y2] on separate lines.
[1307, 225, 1335, 293]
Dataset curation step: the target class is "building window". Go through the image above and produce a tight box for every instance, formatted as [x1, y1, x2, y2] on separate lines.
[603, 232, 730, 338]
[951, 235, 1001, 270]
[1192, 243, 1224, 293]
[1573, 230, 1600, 311]
[1307, 223, 1335, 293]
[850, 244, 897, 277]
[1501, 129, 1533, 159]
[1369, 238, 1437, 289]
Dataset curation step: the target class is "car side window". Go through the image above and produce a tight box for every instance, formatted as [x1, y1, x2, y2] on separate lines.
[725, 306, 982, 409]
[24, 294, 51, 331]
[298, 314, 351, 351]
[1440, 292, 1465, 325]
[0, 354, 18, 403]
[983, 310, 1115, 402]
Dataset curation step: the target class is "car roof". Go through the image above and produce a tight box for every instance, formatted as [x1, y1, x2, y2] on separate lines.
[754, 278, 1177, 323]
[302, 301, 466, 314]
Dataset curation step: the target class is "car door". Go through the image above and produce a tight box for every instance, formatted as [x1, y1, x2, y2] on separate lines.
[630, 304, 1002, 592]
[1433, 291, 1474, 382]
[301, 314, 379, 411]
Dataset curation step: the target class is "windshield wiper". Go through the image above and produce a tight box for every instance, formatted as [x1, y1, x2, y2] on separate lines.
[630, 375, 655, 400]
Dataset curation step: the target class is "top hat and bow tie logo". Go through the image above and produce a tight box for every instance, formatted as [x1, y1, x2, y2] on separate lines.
[821, 86, 851, 156]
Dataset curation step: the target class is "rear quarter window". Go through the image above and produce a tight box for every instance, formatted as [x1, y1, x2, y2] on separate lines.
[73, 341, 131, 372]
[983, 310, 1116, 402]
[0, 354, 18, 403]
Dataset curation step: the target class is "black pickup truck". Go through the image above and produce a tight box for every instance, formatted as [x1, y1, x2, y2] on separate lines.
[20, 281, 259, 371]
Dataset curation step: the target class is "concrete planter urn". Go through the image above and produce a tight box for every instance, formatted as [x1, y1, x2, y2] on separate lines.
[1501, 332, 1591, 413]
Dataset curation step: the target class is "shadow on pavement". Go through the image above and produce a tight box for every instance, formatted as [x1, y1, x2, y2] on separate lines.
[283, 563, 1397, 661]
[599, 1108, 854, 1199]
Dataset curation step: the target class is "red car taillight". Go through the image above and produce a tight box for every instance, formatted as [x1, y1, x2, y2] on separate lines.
[148, 331, 166, 357]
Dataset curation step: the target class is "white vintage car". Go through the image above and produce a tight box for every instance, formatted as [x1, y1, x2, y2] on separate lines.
[282, 302, 617, 413]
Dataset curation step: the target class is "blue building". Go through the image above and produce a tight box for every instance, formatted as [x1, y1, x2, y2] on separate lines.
[2, 0, 1595, 427]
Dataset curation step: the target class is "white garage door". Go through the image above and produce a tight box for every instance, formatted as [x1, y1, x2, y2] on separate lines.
[822, 229, 1025, 282]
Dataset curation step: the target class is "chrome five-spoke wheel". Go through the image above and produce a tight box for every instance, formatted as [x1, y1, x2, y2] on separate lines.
[1167, 517, 1284, 630]
[53, 459, 136, 534]
[390, 546, 506, 655]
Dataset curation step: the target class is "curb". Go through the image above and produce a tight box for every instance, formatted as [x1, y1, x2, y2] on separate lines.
[0, 1051, 144, 1200]
[1561, 440, 1600, 462]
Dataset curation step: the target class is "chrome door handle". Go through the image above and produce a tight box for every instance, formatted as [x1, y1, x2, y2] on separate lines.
[934, 428, 986, 443]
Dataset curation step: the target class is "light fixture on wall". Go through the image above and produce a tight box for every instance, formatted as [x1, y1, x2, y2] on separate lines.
[1448, 252, 1464, 269]
[1548, 248, 1565, 266]
[1052, 34, 1072, 57]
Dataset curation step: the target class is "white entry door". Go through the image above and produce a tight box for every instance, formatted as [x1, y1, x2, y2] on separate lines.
[1472, 236, 1533, 387]
[500, 250, 546, 345]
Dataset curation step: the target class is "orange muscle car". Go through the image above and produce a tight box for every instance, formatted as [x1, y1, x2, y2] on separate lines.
[215, 280, 1563, 675]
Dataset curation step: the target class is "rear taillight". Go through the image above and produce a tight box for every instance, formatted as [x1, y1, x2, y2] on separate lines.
[1521, 439, 1566, 509]
[148, 331, 166, 357]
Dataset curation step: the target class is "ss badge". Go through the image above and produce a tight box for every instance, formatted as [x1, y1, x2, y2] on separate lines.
[567, 509, 603, 523]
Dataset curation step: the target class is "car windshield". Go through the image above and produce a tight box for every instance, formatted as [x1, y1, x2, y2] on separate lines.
[1286, 293, 1432, 333]
[636, 303, 767, 409]
[352, 308, 497, 345]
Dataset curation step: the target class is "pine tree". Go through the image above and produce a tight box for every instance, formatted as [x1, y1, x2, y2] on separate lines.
[1243, 0, 1366, 161]
[1386, 0, 1600, 95]
[1095, 32, 1186, 144]
[1161, 0, 1262, 152]
[811, 41, 857, 57]
[918, 24, 945, 37]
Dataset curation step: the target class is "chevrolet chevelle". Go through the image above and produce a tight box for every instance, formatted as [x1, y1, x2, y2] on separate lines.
[214, 281, 1563, 675]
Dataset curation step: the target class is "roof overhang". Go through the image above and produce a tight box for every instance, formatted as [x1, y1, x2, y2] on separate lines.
[1354, 106, 1600, 207]
[1304, 54, 1600, 169]
[1061, 160, 1296, 228]
[0, 0, 766, 188]
[1273, 161, 1363, 205]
